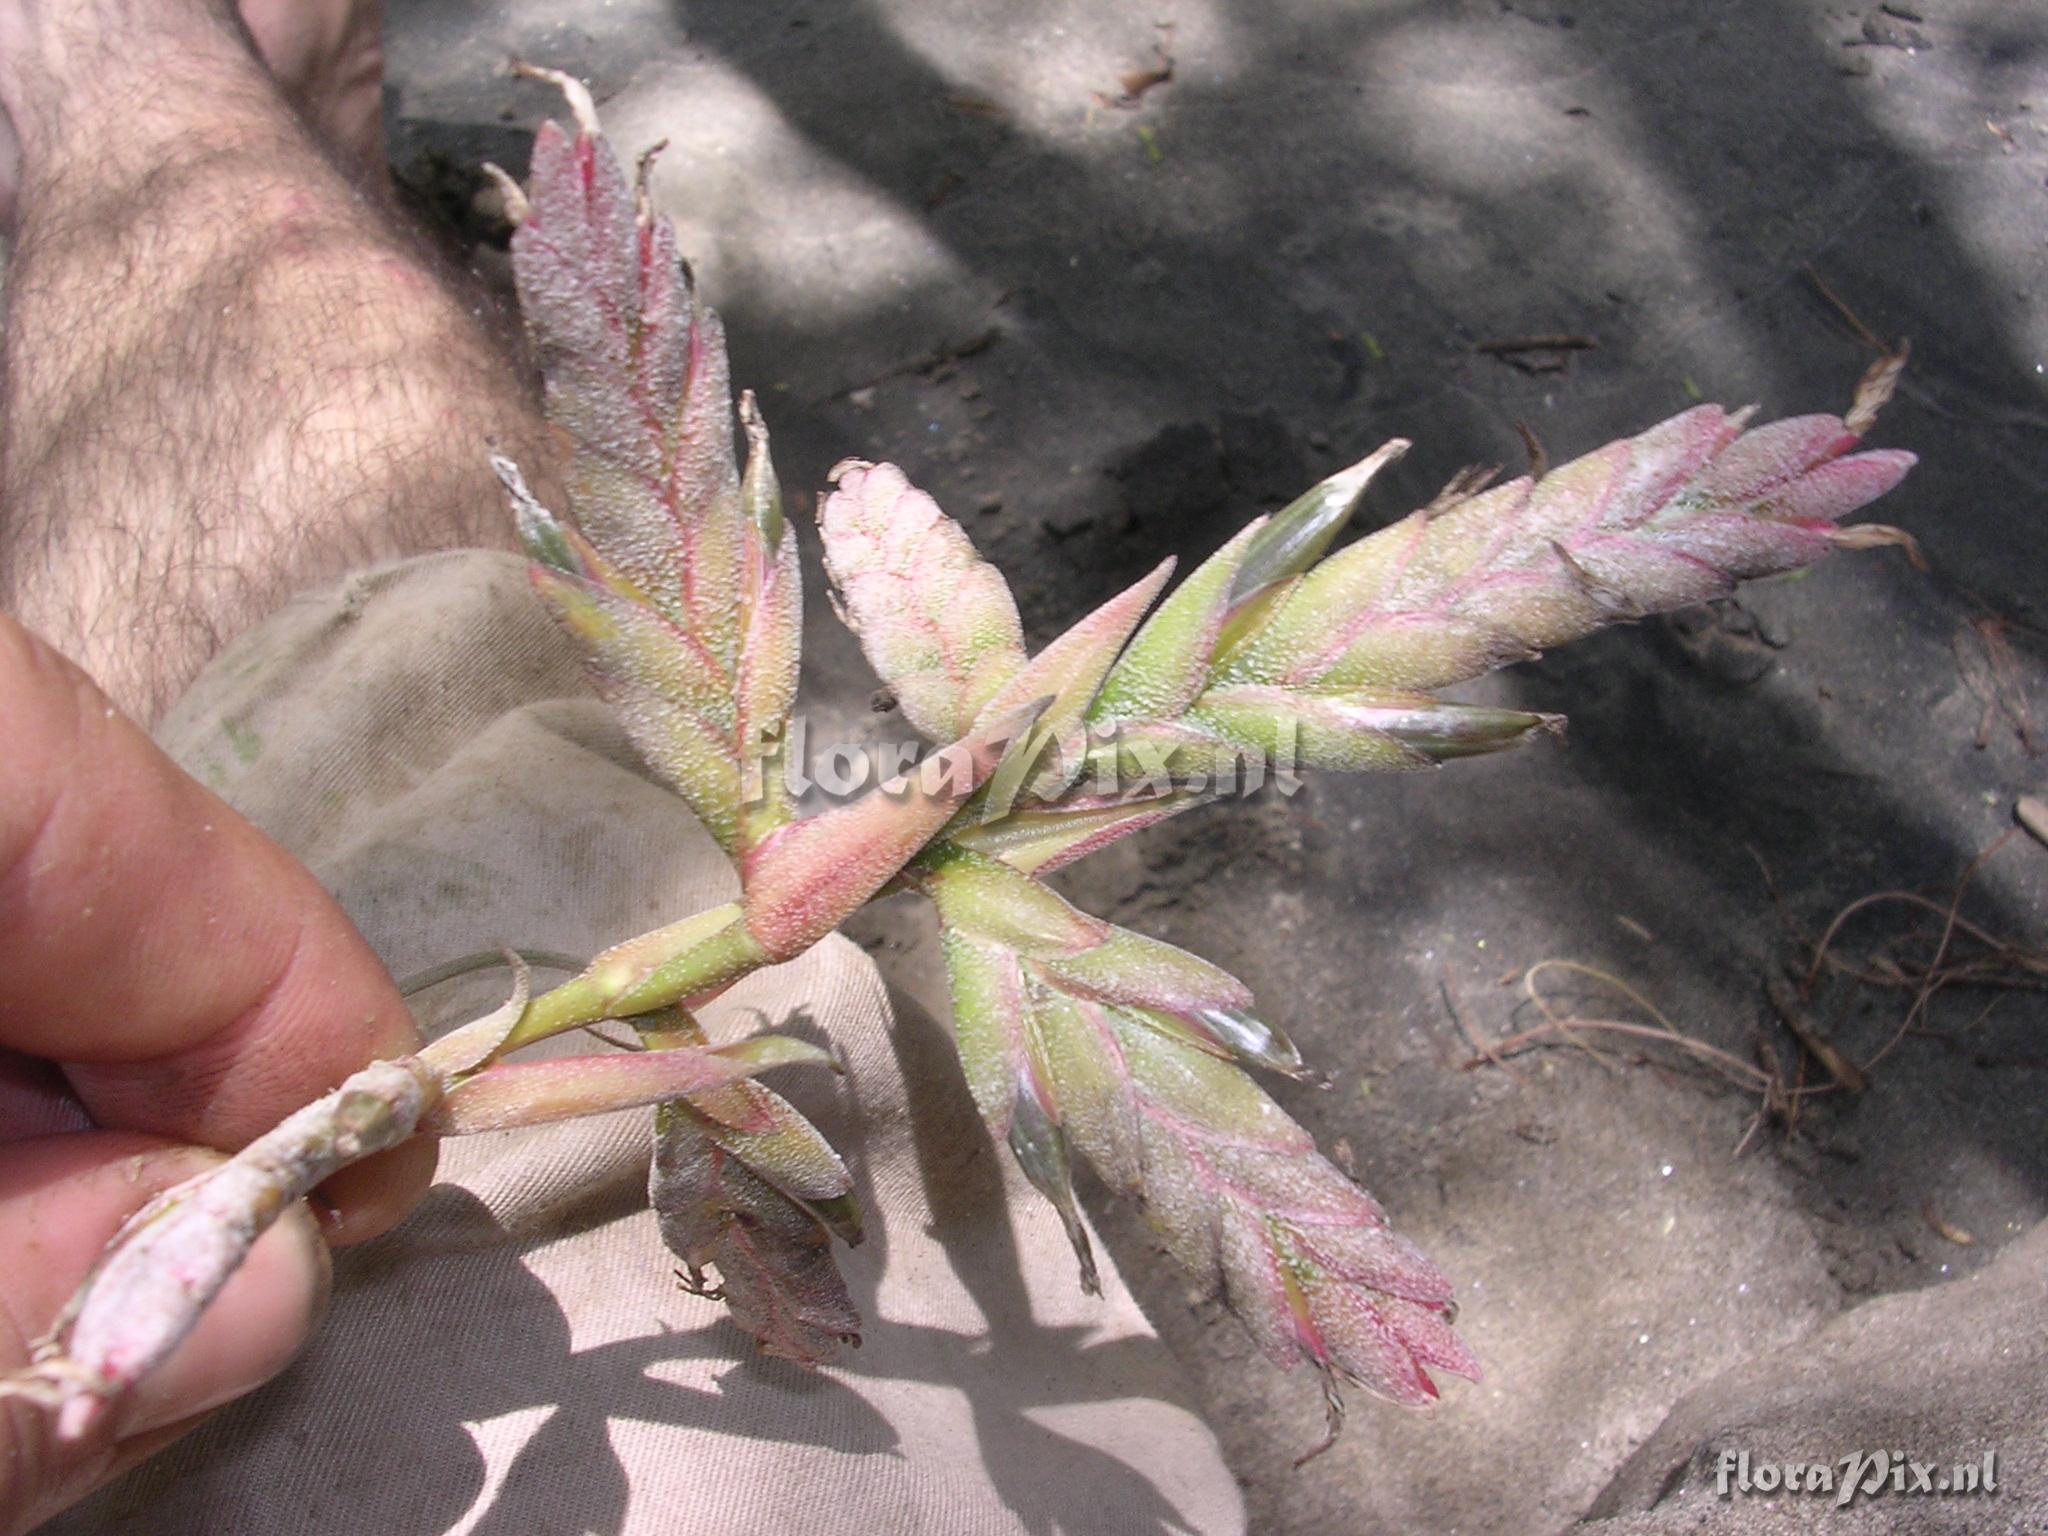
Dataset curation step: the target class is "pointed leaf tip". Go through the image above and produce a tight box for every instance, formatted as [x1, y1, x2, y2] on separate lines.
[974, 561, 1175, 812]
[1232, 438, 1411, 602]
[419, 950, 533, 1079]
[480, 162, 530, 226]
[740, 390, 784, 548]
[1008, 1081, 1101, 1295]
[977, 560, 1176, 733]
[1830, 521, 1925, 568]
[495, 455, 581, 576]
[1190, 1007, 1309, 1078]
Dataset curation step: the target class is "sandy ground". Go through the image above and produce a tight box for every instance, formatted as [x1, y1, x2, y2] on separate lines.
[384, 2, 2048, 1531]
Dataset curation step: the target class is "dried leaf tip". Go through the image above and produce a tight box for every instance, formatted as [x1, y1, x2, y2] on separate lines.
[634, 138, 670, 223]
[1007, 1079, 1102, 1295]
[510, 60, 602, 136]
[479, 162, 531, 227]
[1844, 342, 1909, 438]
[1830, 520, 1926, 569]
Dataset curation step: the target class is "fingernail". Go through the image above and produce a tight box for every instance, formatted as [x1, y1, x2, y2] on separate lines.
[304, 1187, 345, 1239]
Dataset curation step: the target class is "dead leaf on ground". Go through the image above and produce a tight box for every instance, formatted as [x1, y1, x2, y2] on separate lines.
[1100, 26, 1176, 109]
[2016, 795, 2048, 848]
[1923, 1202, 1975, 1246]
[1953, 614, 2041, 754]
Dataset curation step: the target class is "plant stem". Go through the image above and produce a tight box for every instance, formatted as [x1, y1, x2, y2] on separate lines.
[494, 903, 770, 1056]
[3, 1057, 439, 1440]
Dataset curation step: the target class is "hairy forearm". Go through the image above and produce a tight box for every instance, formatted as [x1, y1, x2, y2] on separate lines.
[0, 2, 546, 720]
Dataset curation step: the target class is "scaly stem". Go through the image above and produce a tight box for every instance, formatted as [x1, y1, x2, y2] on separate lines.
[2, 1057, 439, 1441]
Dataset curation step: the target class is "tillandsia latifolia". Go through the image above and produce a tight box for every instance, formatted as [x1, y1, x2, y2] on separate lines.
[0, 69, 1921, 1452]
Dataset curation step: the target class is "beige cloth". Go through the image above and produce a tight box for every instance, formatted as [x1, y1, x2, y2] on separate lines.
[45, 552, 1243, 1535]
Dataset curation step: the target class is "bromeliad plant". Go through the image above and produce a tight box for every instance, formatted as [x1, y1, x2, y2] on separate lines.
[1, 72, 1919, 1446]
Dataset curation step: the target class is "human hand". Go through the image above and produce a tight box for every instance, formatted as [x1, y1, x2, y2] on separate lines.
[0, 615, 434, 1534]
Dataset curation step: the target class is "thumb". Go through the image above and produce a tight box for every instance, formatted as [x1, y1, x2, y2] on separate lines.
[0, 1132, 330, 1535]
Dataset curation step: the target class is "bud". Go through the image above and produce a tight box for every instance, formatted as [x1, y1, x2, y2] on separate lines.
[1212, 439, 1413, 667]
[819, 459, 1029, 741]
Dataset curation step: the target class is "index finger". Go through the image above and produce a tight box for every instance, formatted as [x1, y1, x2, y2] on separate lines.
[0, 614, 432, 1236]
